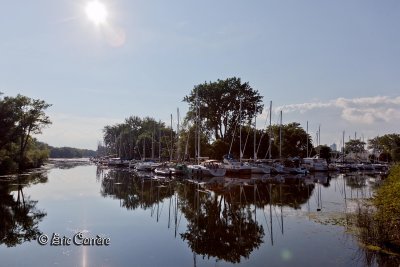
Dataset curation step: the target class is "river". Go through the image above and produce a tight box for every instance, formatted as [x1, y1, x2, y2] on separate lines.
[0, 162, 397, 266]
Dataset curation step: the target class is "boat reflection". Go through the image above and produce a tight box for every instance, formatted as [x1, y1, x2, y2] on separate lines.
[97, 166, 390, 264]
[0, 172, 48, 247]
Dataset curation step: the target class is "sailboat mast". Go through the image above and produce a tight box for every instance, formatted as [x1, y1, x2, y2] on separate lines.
[177, 108, 180, 161]
[279, 110, 282, 159]
[196, 89, 201, 165]
[170, 114, 173, 161]
[254, 105, 257, 161]
[342, 130, 345, 164]
[158, 120, 161, 162]
[306, 121, 309, 158]
[269, 101, 272, 160]
[143, 138, 145, 160]
[152, 127, 155, 160]
[239, 98, 242, 163]
[198, 97, 201, 164]
[319, 125, 321, 147]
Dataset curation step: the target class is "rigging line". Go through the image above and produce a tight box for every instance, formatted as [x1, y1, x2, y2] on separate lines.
[242, 122, 252, 158]
[228, 119, 239, 155]
[240, 184, 248, 205]
[256, 107, 270, 156]
[264, 145, 271, 159]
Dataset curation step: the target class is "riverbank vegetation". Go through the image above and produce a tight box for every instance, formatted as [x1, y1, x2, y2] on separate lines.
[0, 93, 51, 174]
[351, 164, 400, 260]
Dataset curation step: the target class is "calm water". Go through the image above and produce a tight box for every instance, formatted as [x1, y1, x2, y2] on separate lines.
[0, 162, 397, 267]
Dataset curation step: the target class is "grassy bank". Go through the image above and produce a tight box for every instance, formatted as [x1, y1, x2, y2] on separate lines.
[353, 164, 400, 260]
[373, 164, 400, 249]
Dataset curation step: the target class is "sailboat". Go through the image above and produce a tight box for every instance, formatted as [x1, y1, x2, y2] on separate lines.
[223, 99, 252, 175]
[187, 90, 226, 177]
[249, 102, 271, 174]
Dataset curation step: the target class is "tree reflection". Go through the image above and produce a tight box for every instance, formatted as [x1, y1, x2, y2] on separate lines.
[179, 181, 264, 263]
[0, 173, 47, 247]
[97, 169, 318, 263]
[99, 168, 175, 211]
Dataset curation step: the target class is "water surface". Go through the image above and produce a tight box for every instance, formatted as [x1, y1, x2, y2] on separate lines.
[0, 163, 396, 266]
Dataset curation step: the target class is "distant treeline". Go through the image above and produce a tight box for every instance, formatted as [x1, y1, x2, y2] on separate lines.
[49, 146, 96, 158]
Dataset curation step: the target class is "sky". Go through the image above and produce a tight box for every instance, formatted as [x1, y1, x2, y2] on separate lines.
[1, 0, 399, 150]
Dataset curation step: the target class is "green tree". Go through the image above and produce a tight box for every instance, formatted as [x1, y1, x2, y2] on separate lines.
[314, 145, 332, 163]
[368, 134, 400, 162]
[0, 93, 18, 150]
[345, 139, 366, 154]
[102, 116, 176, 160]
[0, 94, 51, 173]
[6, 95, 52, 171]
[183, 77, 263, 142]
[268, 122, 312, 158]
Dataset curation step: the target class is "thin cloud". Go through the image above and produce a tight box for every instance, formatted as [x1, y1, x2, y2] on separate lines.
[276, 95, 400, 124]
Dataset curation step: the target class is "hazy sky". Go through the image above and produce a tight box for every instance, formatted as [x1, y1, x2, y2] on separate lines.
[1, 0, 399, 150]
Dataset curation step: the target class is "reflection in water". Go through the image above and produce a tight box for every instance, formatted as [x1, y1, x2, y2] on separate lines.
[96, 167, 398, 265]
[179, 180, 264, 264]
[0, 172, 48, 247]
[99, 169, 175, 211]
[97, 168, 320, 264]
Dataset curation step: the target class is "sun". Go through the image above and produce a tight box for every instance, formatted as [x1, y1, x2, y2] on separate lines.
[85, 1, 108, 25]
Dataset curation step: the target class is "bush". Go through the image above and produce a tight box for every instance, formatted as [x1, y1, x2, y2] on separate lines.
[373, 164, 400, 248]
[0, 156, 18, 174]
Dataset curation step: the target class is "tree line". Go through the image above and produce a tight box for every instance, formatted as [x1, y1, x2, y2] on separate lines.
[48, 146, 97, 158]
[101, 77, 315, 161]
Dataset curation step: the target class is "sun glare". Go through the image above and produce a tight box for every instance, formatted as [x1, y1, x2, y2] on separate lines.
[85, 1, 108, 25]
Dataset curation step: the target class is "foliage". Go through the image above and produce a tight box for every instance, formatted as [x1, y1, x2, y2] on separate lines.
[49, 146, 96, 158]
[183, 77, 263, 142]
[268, 122, 313, 159]
[391, 147, 400, 162]
[0, 93, 51, 173]
[368, 134, 400, 162]
[345, 139, 366, 154]
[314, 145, 332, 163]
[0, 172, 47, 247]
[373, 164, 400, 248]
[102, 116, 176, 160]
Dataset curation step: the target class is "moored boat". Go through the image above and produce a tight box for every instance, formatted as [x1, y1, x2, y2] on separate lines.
[187, 160, 226, 177]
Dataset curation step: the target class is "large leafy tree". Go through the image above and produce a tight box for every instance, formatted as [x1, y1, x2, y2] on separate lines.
[183, 77, 263, 142]
[9, 95, 52, 170]
[0, 94, 51, 172]
[268, 122, 312, 158]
